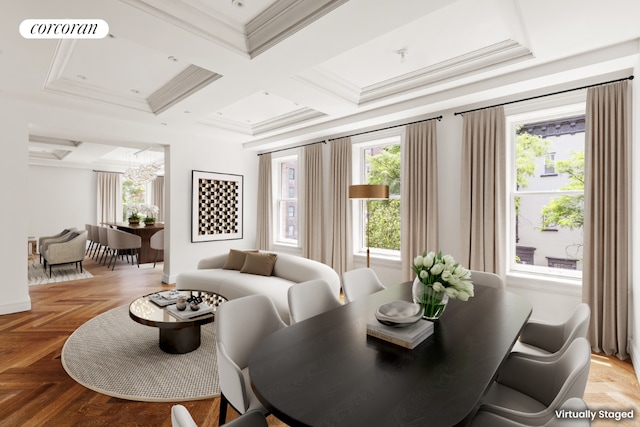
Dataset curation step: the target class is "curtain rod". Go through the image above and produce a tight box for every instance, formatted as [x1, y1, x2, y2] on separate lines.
[327, 115, 443, 142]
[257, 140, 326, 157]
[454, 75, 634, 116]
[93, 170, 123, 174]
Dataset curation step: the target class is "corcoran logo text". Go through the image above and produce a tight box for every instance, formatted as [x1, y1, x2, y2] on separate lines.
[20, 19, 109, 39]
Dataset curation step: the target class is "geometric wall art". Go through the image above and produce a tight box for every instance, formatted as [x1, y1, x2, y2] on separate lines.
[191, 170, 243, 242]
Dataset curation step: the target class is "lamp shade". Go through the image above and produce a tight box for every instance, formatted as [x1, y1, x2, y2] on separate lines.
[348, 184, 389, 199]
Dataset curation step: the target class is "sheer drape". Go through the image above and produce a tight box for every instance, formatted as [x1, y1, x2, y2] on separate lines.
[583, 81, 630, 359]
[151, 176, 164, 222]
[96, 172, 122, 224]
[303, 144, 324, 262]
[256, 153, 273, 250]
[327, 137, 352, 275]
[401, 121, 439, 281]
[460, 106, 506, 274]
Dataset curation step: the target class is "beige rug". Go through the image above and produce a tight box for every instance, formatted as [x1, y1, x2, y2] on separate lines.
[61, 305, 220, 402]
[28, 258, 93, 286]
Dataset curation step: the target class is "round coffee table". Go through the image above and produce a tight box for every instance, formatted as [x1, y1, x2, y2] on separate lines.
[129, 290, 227, 354]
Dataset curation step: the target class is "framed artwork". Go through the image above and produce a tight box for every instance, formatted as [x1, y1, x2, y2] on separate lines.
[191, 170, 243, 242]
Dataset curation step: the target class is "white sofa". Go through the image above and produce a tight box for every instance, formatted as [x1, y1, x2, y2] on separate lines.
[176, 250, 341, 324]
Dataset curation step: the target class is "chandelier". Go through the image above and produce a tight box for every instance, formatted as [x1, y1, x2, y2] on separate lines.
[124, 163, 160, 185]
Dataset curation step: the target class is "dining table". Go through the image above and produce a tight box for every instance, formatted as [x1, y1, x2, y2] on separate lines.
[249, 281, 532, 427]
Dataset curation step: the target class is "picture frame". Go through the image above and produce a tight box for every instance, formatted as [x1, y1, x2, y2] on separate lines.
[191, 170, 243, 242]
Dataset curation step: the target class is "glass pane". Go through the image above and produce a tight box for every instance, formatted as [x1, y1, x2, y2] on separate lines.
[277, 158, 298, 243]
[278, 200, 298, 241]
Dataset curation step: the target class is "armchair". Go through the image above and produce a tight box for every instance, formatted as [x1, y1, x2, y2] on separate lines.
[38, 227, 77, 263]
[42, 230, 87, 277]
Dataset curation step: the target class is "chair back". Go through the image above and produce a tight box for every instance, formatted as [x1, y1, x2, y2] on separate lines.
[342, 268, 385, 303]
[561, 304, 591, 348]
[150, 229, 164, 251]
[470, 270, 505, 289]
[215, 295, 286, 413]
[98, 226, 109, 246]
[171, 405, 198, 427]
[288, 279, 342, 324]
[106, 228, 141, 250]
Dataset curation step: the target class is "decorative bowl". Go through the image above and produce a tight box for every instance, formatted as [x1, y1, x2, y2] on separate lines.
[375, 300, 423, 327]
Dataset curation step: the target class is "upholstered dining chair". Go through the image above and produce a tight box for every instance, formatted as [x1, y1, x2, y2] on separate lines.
[96, 226, 111, 264]
[471, 397, 592, 427]
[105, 228, 141, 270]
[288, 279, 343, 324]
[342, 268, 386, 303]
[469, 270, 505, 289]
[215, 295, 287, 425]
[472, 337, 591, 426]
[149, 229, 164, 268]
[171, 405, 268, 427]
[512, 303, 591, 359]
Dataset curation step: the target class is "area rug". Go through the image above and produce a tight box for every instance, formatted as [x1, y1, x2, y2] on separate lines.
[28, 258, 93, 286]
[61, 305, 220, 402]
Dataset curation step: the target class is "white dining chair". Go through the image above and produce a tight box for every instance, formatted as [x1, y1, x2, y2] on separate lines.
[469, 270, 505, 289]
[471, 397, 592, 426]
[472, 337, 591, 426]
[215, 295, 287, 425]
[342, 268, 386, 303]
[171, 406, 268, 427]
[513, 303, 591, 359]
[288, 279, 342, 324]
[106, 228, 142, 270]
[149, 229, 164, 268]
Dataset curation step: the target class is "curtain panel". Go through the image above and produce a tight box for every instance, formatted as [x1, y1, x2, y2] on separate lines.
[151, 176, 164, 222]
[583, 80, 630, 359]
[256, 153, 273, 250]
[96, 172, 122, 224]
[327, 137, 352, 276]
[459, 106, 506, 275]
[303, 144, 324, 262]
[401, 121, 439, 281]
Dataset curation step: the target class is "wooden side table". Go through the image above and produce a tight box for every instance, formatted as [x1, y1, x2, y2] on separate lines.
[28, 237, 37, 256]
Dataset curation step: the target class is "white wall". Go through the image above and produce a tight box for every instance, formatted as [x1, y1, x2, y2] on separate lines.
[630, 57, 640, 379]
[0, 100, 30, 314]
[28, 165, 95, 239]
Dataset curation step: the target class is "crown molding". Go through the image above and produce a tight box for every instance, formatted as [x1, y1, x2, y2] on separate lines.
[294, 67, 361, 105]
[199, 107, 325, 136]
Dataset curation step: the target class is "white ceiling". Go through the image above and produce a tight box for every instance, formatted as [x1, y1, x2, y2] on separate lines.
[1, 0, 639, 171]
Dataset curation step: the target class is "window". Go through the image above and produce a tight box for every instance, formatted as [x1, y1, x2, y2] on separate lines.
[352, 130, 402, 258]
[272, 154, 299, 245]
[122, 179, 147, 220]
[509, 105, 585, 278]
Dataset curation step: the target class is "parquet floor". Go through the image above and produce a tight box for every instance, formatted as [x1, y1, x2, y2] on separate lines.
[0, 256, 637, 426]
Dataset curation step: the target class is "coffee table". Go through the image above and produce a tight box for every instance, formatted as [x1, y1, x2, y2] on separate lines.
[129, 290, 227, 354]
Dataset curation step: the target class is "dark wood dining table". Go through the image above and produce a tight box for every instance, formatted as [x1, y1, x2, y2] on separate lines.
[102, 222, 164, 264]
[249, 282, 532, 427]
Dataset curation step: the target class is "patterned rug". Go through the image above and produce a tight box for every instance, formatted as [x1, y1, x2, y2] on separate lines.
[28, 258, 93, 286]
[61, 305, 220, 402]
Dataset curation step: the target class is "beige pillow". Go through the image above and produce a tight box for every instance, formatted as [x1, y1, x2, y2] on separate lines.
[223, 249, 258, 270]
[240, 252, 278, 276]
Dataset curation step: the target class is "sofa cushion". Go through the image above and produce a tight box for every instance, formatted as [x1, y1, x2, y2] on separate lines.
[222, 249, 258, 271]
[241, 252, 278, 276]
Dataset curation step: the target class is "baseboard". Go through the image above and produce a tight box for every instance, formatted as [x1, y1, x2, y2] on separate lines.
[630, 338, 640, 383]
[163, 273, 177, 285]
[0, 299, 32, 315]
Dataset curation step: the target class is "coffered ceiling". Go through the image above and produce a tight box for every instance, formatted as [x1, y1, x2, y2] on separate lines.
[1, 0, 639, 170]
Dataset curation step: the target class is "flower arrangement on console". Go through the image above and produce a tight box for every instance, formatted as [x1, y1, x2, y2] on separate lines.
[411, 251, 474, 319]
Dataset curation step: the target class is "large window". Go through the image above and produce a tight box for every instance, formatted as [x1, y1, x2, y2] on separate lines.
[508, 104, 585, 278]
[353, 132, 401, 258]
[273, 154, 299, 246]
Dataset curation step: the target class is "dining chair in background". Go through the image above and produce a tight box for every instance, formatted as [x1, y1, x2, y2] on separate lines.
[105, 228, 141, 270]
[342, 267, 386, 303]
[215, 295, 287, 425]
[512, 303, 591, 359]
[471, 397, 591, 426]
[472, 337, 591, 426]
[288, 279, 342, 324]
[469, 270, 505, 289]
[149, 229, 164, 268]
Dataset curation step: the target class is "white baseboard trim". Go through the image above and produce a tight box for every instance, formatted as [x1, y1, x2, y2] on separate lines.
[0, 299, 31, 315]
[163, 273, 177, 284]
[630, 338, 640, 383]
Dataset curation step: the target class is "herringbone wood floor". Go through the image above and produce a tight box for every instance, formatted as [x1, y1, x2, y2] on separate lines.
[0, 256, 637, 426]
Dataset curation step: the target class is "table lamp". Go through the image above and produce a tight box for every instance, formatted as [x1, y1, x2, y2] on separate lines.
[348, 184, 389, 267]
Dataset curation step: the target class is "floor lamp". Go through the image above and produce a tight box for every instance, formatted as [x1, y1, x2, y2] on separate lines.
[348, 184, 389, 268]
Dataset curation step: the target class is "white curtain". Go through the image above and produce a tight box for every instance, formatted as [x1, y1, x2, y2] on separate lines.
[583, 80, 630, 359]
[460, 106, 506, 274]
[151, 176, 164, 222]
[256, 153, 273, 250]
[303, 143, 324, 262]
[96, 172, 122, 224]
[327, 138, 352, 275]
[401, 121, 439, 281]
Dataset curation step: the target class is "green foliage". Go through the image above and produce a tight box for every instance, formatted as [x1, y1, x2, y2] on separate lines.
[122, 180, 145, 221]
[515, 131, 551, 190]
[367, 145, 400, 194]
[366, 145, 401, 251]
[540, 151, 584, 230]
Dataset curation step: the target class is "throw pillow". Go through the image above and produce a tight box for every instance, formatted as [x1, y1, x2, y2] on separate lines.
[240, 252, 278, 276]
[223, 249, 259, 270]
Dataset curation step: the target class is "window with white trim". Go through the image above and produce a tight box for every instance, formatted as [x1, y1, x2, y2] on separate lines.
[508, 103, 585, 279]
[272, 154, 300, 246]
[352, 130, 402, 259]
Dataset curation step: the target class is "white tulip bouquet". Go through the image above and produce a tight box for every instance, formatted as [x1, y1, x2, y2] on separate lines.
[412, 251, 474, 301]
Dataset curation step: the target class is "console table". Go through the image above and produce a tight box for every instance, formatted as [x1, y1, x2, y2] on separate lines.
[103, 222, 163, 264]
[249, 282, 532, 427]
